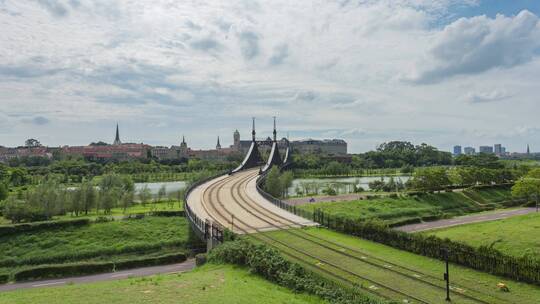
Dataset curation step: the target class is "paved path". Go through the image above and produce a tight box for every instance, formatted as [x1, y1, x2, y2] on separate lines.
[396, 208, 537, 233]
[0, 259, 195, 292]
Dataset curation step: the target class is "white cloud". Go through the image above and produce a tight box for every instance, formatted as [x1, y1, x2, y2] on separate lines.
[409, 10, 540, 83]
[463, 89, 512, 103]
[0, 1, 538, 152]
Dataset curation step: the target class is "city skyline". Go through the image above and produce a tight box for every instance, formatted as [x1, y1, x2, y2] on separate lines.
[1, 1, 540, 152]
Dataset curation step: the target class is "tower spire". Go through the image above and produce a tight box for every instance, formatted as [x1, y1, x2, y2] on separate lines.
[273, 116, 277, 141]
[527, 144, 530, 155]
[252, 117, 256, 141]
[216, 136, 221, 149]
[113, 123, 121, 145]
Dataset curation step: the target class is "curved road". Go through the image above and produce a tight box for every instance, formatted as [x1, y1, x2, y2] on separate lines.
[187, 168, 316, 234]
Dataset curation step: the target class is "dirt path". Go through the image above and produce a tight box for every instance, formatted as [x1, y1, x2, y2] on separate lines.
[396, 208, 537, 233]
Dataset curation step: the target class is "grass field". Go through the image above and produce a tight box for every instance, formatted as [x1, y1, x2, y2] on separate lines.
[0, 216, 191, 276]
[0, 264, 328, 304]
[298, 188, 514, 225]
[257, 227, 540, 304]
[425, 213, 540, 258]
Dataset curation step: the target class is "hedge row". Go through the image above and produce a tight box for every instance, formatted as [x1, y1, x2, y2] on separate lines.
[208, 240, 388, 304]
[149, 210, 185, 217]
[13, 252, 187, 282]
[0, 218, 90, 237]
[0, 240, 187, 267]
[0, 273, 8, 284]
[313, 212, 540, 285]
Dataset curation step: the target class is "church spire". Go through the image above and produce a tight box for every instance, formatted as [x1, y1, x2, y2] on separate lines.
[252, 117, 256, 141]
[273, 116, 277, 141]
[113, 123, 121, 145]
[216, 136, 221, 149]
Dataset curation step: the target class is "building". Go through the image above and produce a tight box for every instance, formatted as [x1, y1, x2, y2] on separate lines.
[479, 146, 494, 154]
[464, 147, 475, 155]
[494, 144, 502, 155]
[453, 145, 462, 156]
[0, 146, 52, 163]
[290, 139, 347, 155]
[61, 125, 149, 161]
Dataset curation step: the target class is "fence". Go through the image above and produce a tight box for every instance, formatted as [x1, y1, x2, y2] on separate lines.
[256, 172, 540, 285]
[183, 171, 227, 243]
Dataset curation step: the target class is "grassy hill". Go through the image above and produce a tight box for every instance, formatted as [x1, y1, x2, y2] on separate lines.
[0, 264, 328, 304]
[0, 216, 194, 281]
[425, 212, 540, 258]
[298, 187, 516, 226]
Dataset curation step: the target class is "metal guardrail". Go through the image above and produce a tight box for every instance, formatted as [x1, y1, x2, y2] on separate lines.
[183, 171, 229, 241]
[255, 173, 315, 222]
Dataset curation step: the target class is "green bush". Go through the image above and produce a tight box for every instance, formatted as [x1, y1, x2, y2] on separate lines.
[13, 252, 186, 281]
[150, 210, 185, 217]
[195, 253, 207, 266]
[209, 240, 386, 304]
[0, 218, 90, 237]
[0, 273, 8, 284]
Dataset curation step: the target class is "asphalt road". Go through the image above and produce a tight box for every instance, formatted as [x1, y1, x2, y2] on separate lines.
[396, 207, 537, 232]
[0, 259, 195, 292]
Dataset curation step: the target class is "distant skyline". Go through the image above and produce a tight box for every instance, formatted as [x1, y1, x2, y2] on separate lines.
[1, 1, 540, 153]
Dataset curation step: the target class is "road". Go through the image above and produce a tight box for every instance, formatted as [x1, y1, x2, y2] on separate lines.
[187, 168, 316, 234]
[396, 207, 537, 232]
[0, 259, 195, 292]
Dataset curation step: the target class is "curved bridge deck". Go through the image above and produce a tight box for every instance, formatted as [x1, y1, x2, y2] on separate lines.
[187, 168, 316, 234]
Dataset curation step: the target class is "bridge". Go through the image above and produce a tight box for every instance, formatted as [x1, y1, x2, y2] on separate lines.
[185, 118, 316, 244]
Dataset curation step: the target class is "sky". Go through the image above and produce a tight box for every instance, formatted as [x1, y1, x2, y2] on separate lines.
[1, 0, 539, 153]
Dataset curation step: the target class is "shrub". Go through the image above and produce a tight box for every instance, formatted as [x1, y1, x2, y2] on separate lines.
[195, 253, 207, 266]
[208, 240, 385, 304]
[0, 218, 90, 237]
[13, 252, 186, 281]
[150, 210, 185, 217]
[0, 273, 8, 284]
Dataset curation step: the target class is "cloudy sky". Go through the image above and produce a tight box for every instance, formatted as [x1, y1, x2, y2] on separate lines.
[1, 0, 539, 153]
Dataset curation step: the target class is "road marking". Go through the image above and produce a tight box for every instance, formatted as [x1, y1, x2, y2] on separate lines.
[110, 272, 133, 278]
[32, 281, 65, 287]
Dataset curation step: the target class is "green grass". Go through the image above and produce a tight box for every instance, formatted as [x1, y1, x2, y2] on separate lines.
[425, 213, 540, 258]
[260, 227, 540, 304]
[0, 216, 190, 274]
[298, 188, 513, 225]
[0, 264, 328, 304]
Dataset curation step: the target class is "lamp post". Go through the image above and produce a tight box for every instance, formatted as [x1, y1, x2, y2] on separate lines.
[441, 248, 451, 302]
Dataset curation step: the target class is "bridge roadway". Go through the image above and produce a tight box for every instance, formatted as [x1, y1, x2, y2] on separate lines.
[187, 168, 316, 234]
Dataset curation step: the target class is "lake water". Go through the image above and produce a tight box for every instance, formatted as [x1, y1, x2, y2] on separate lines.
[288, 175, 410, 196]
[134, 181, 188, 197]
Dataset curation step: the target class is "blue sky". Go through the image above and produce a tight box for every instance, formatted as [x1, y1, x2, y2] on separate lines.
[1, 0, 539, 153]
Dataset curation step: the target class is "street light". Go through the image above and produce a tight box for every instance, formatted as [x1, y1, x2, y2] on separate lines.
[441, 248, 451, 302]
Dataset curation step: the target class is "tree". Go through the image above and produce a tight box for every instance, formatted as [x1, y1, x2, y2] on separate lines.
[138, 185, 151, 207]
[81, 181, 97, 215]
[157, 184, 167, 202]
[121, 190, 134, 213]
[24, 138, 41, 147]
[279, 171, 294, 198]
[265, 167, 283, 198]
[0, 182, 8, 201]
[512, 168, 540, 208]
[409, 167, 450, 191]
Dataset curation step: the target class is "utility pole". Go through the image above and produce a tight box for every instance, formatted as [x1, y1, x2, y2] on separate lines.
[442, 248, 451, 301]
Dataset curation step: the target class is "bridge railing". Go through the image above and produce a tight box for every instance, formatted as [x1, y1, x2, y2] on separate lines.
[184, 171, 228, 242]
[255, 173, 315, 222]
